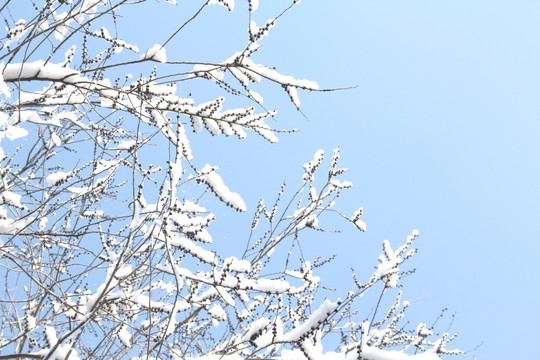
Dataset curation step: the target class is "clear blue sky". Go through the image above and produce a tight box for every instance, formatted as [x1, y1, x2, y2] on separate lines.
[122, 1, 540, 358]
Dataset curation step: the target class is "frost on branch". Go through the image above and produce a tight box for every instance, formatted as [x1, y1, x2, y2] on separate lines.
[197, 165, 247, 212]
[209, 0, 235, 12]
[0, 1, 463, 359]
[375, 230, 419, 288]
[351, 207, 367, 231]
[248, 0, 260, 12]
[140, 44, 167, 63]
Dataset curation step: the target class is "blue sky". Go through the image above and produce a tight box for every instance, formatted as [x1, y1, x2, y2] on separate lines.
[174, 1, 539, 358]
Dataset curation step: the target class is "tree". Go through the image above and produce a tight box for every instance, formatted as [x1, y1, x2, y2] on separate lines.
[0, 1, 463, 359]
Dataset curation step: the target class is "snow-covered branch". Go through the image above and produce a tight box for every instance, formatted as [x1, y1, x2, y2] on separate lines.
[0, 1, 463, 359]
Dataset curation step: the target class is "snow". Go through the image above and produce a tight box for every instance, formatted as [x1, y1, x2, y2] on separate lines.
[0, 62, 10, 97]
[224, 257, 251, 272]
[208, 304, 227, 320]
[194, 228, 213, 243]
[186, 355, 244, 360]
[50, 110, 77, 127]
[280, 299, 339, 342]
[230, 67, 250, 87]
[4, 125, 28, 140]
[94, 27, 139, 53]
[82, 210, 104, 218]
[209, 0, 235, 11]
[191, 64, 225, 80]
[130, 291, 188, 314]
[198, 165, 247, 211]
[53, 12, 73, 40]
[191, 116, 203, 133]
[180, 200, 206, 213]
[140, 44, 167, 63]
[9, 110, 42, 125]
[375, 235, 418, 288]
[0, 191, 24, 209]
[38, 20, 49, 34]
[416, 323, 433, 337]
[330, 179, 353, 189]
[249, 18, 276, 42]
[165, 301, 182, 336]
[26, 314, 36, 332]
[168, 235, 217, 264]
[85, 263, 121, 314]
[94, 159, 120, 174]
[277, 329, 443, 360]
[0, 112, 7, 128]
[358, 346, 441, 360]
[204, 118, 220, 135]
[170, 159, 183, 196]
[63, 45, 76, 66]
[51, 132, 62, 147]
[3, 19, 27, 49]
[351, 207, 366, 231]
[46, 171, 71, 186]
[0, 218, 16, 234]
[39, 217, 48, 231]
[303, 150, 325, 182]
[216, 286, 235, 306]
[0, 206, 33, 234]
[241, 317, 270, 343]
[3, 61, 80, 82]
[255, 278, 289, 293]
[248, 0, 259, 11]
[176, 121, 193, 160]
[252, 120, 278, 143]
[45, 326, 58, 347]
[250, 21, 259, 38]
[248, 90, 263, 104]
[78, 0, 107, 22]
[118, 326, 131, 347]
[113, 264, 132, 279]
[117, 139, 136, 150]
[240, 58, 319, 90]
[286, 86, 300, 107]
[116, 140, 137, 150]
[67, 186, 89, 195]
